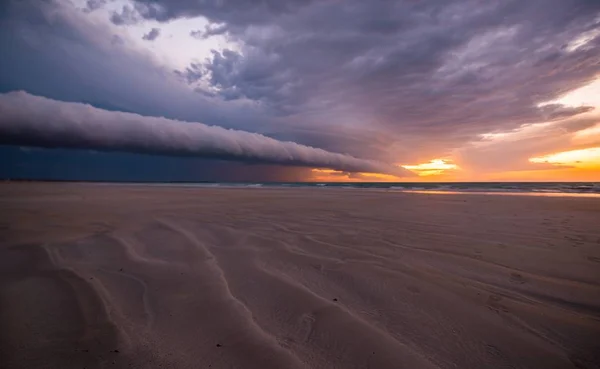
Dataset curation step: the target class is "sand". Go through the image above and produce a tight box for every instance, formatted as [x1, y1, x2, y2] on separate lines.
[0, 183, 599, 369]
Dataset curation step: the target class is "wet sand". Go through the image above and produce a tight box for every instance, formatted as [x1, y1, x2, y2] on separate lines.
[0, 183, 599, 369]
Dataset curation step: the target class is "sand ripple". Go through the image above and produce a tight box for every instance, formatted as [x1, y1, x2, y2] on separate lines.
[1, 183, 599, 368]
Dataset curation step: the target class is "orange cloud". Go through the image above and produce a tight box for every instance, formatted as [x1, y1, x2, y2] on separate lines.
[476, 147, 600, 181]
[484, 168, 600, 182]
[310, 159, 462, 182]
[529, 147, 600, 169]
[310, 168, 400, 182]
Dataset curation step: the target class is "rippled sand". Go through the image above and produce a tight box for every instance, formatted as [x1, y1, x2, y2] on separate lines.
[1, 183, 599, 369]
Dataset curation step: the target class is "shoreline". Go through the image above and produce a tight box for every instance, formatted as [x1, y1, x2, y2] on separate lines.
[3, 181, 600, 198]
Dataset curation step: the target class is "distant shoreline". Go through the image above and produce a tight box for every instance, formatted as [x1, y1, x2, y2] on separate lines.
[3, 180, 600, 197]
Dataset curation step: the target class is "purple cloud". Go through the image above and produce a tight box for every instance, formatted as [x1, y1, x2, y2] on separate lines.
[142, 28, 161, 41]
[0, 92, 413, 176]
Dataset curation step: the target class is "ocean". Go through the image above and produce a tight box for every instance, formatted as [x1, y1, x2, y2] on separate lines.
[153, 182, 600, 196]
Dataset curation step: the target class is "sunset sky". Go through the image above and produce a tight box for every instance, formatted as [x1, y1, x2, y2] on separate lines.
[1, 0, 599, 182]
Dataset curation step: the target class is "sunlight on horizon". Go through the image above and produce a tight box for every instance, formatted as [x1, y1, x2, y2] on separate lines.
[402, 159, 459, 176]
[309, 159, 461, 182]
[529, 147, 600, 169]
[310, 169, 400, 182]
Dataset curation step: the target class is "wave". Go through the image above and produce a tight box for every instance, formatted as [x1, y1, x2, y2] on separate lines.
[138, 182, 600, 195]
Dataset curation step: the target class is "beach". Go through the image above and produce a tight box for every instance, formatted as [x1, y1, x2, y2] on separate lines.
[0, 183, 599, 369]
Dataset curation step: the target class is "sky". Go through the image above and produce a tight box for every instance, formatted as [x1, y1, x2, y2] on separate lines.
[0, 0, 599, 182]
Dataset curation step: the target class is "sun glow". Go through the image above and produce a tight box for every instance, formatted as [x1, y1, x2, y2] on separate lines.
[401, 159, 459, 176]
[310, 158, 460, 182]
[529, 147, 600, 169]
[310, 169, 400, 182]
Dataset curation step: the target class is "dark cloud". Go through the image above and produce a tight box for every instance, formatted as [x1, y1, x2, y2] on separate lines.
[83, 0, 107, 13]
[142, 27, 160, 41]
[190, 23, 227, 39]
[0, 0, 266, 129]
[131, 0, 315, 24]
[189, 30, 203, 39]
[1, 0, 330, 182]
[0, 92, 413, 176]
[0, 146, 312, 182]
[174, 62, 204, 84]
[138, 0, 600, 162]
[2, 0, 600, 181]
[110, 5, 141, 25]
[539, 104, 595, 121]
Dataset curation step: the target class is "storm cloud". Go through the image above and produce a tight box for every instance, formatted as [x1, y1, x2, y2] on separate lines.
[163, 0, 599, 162]
[1, 0, 599, 181]
[142, 27, 160, 41]
[0, 91, 412, 176]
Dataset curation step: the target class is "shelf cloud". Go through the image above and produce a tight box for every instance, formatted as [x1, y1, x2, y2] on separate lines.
[0, 91, 412, 177]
